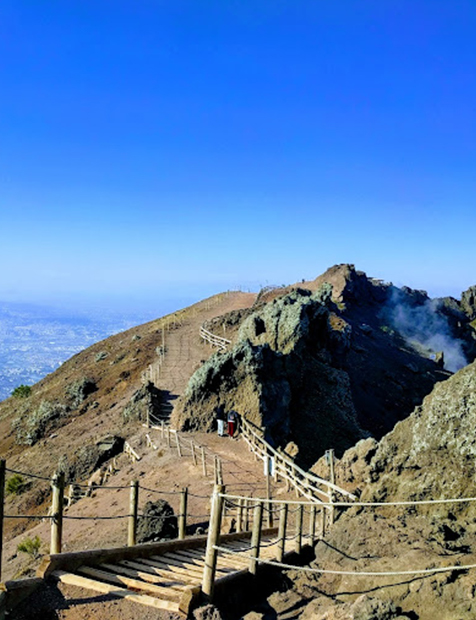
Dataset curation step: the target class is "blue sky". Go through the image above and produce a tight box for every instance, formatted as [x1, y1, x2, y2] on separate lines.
[1, 1, 475, 312]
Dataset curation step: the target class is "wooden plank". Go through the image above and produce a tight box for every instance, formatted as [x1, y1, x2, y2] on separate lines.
[76, 566, 181, 601]
[138, 556, 232, 578]
[119, 559, 202, 583]
[38, 528, 268, 579]
[52, 570, 180, 612]
[139, 557, 206, 578]
[160, 551, 206, 568]
[100, 562, 186, 591]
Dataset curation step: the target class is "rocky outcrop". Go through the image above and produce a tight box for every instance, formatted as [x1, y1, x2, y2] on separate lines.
[291, 361, 476, 620]
[173, 287, 366, 464]
[461, 285, 476, 320]
[122, 381, 162, 424]
[136, 499, 177, 543]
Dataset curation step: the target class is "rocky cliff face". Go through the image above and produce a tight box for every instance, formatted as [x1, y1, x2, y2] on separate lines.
[173, 265, 473, 465]
[172, 287, 366, 463]
[288, 360, 476, 620]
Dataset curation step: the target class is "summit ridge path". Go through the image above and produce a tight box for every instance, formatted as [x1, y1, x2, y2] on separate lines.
[151, 292, 255, 421]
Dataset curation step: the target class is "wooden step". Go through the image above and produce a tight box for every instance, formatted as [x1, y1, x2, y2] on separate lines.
[52, 570, 180, 612]
[76, 566, 181, 601]
[118, 560, 201, 585]
[99, 562, 187, 591]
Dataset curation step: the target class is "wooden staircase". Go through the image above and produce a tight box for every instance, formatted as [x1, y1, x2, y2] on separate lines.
[38, 530, 283, 615]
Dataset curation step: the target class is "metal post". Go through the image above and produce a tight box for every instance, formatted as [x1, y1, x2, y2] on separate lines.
[178, 487, 188, 540]
[128, 480, 139, 547]
[266, 473, 273, 528]
[50, 472, 65, 555]
[277, 503, 288, 563]
[0, 460, 5, 580]
[249, 501, 263, 575]
[295, 504, 304, 554]
[202, 484, 225, 600]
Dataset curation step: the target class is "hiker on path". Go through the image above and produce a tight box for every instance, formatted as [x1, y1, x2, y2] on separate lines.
[216, 405, 226, 437]
[227, 410, 238, 438]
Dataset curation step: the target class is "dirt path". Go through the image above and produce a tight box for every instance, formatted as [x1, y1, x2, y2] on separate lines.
[152, 292, 255, 420]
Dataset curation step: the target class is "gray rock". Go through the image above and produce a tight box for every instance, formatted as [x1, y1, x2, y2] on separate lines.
[136, 500, 178, 543]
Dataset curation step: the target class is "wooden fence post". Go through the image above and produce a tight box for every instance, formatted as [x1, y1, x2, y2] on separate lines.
[309, 504, 317, 544]
[249, 501, 263, 575]
[213, 456, 219, 485]
[237, 498, 243, 533]
[244, 498, 249, 530]
[0, 460, 5, 581]
[201, 447, 207, 477]
[50, 471, 65, 555]
[128, 480, 139, 547]
[191, 442, 197, 466]
[175, 433, 182, 458]
[218, 458, 223, 485]
[321, 506, 326, 539]
[166, 428, 171, 448]
[161, 420, 165, 438]
[277, 503, 288, 563]
[178, 487, 188, 540]
[295, 504, 304, 554]
[202, 484, 225, 600]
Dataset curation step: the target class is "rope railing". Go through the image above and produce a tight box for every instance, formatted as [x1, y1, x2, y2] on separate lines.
[213, 545, 476, 578]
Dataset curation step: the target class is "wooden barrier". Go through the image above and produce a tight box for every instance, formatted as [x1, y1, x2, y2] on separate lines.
[199, 327, 231, 351]
[128, 481, 139, 547]
[50, 472, 65, 555]
[202, 484, 225, 599]
[240, 418, 355, 505]
[249, 501, 263, 576]
[178, 488, 188, 540]
[124, 442, 141, 462]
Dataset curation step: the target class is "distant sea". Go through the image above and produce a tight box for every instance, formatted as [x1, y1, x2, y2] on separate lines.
[0, 301, 159, 403]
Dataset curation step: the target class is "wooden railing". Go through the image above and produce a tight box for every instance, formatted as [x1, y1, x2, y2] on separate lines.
[199, 327, 231, 351]
[149, 426, 224, 485]
[240, 417, 356, 504]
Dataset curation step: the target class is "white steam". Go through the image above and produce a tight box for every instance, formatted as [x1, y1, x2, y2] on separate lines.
[386, 291, 468, 373]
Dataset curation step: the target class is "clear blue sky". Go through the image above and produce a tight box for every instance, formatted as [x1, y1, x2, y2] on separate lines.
[1, 1, 475, 312]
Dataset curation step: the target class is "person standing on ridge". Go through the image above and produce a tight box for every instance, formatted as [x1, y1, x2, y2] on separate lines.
[227, 410, 238, 438]
[216, 404, 226, 437]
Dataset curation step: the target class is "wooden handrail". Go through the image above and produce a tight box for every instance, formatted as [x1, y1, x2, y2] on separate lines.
[199, 327, 231, 350]
[240, 418, 356, 502]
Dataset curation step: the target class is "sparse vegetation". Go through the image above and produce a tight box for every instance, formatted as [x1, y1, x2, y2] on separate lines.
[17, 535, 42, 559]
[67, 377, 97, 407]
[6, 473, 29, 495]
[13, 400, 69, 445]
[380, 325, 396, 336]
[95, 351, 108, 362]
[11, 384, 32, 398]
